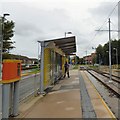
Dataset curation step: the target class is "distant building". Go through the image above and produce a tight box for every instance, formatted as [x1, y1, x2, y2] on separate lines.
[83, 53, 96, 64]
[3, 53, 38, 65]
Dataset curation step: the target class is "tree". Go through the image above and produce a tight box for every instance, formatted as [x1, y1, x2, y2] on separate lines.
[103, 42, 109, 65]
[75, 55, 80, 64]
[96, 39, 120, 65]
[3, 20, 15, 53]
[96, 44, 103, 64]
[79, 58, 84, 64]
[92, 55, 96, 65]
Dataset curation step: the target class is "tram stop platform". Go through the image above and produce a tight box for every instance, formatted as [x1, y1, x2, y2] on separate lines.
[17, 69, 116, 119]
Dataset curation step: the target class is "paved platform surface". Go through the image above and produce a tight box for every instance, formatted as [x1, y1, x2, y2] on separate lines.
[17, 69, 116, 119]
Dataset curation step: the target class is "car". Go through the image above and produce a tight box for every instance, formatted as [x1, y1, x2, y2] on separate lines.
[79, 66, 86, 70]
[94, 64, 99, 67]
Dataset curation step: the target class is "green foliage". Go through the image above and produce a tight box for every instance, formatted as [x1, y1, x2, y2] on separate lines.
[89, 65, 99, 70]
[2, 53, 28, 60]
[3, 20, 15, 53]
[2, 53, 11, 59]
[92, 55, 96, 65]
[73, 65, 78, 69]
[95, 39, 120, 66]
[75, 55, 80, 64]
[79, 58, 84, 64]
[96, 44, 103, 64]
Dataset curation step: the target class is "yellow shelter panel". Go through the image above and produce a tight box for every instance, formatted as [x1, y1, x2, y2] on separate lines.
[62, 56, 65, 74]
[44, 48, 51, 89]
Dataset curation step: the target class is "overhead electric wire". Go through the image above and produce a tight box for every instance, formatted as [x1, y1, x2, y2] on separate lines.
[86, 2, 118, 50]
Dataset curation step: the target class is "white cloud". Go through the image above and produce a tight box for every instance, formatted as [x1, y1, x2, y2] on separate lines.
[0, 0, 119, 58]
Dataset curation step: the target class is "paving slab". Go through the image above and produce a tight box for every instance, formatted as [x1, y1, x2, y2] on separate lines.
[17, 69, 116, 119]
[18, 69, 82, 118]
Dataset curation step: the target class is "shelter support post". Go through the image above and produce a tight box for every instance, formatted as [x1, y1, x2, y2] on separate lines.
[13, 81, 20, 116]
[2, 84, 10, 118]
[40, 41, 45, 94]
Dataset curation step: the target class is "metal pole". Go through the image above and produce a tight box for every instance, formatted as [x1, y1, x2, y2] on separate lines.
[118, 1, 120, 40]
[65, 32, 72, 37]
[53, 50, 56, 84]
[40, 41, 45, 94]
[34, 73, 37, 96]
[108, 18, 112, 83]
[0, 84, 2, 119]
[0, 17, 2, 120]
[9, 83, 14, 116]
[0, 19, 4, 119]
[99, 54, 100, 65]
[0, 14, 10, 79]
[1, 15, 6, 119]
[116, 49, 118, 69]
[0, 16, 3, 81]
[99, 54, 101, 70]
[1, 14, 10, 119]
[2, 84, 10, 118]
[13, 81, 20, 116]
[65, 32, 66, 37]
[85, 50, 87, 65]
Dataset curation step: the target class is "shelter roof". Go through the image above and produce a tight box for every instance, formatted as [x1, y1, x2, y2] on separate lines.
[43, 36, 76, 55]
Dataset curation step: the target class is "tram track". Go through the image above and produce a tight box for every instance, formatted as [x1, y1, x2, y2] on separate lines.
[86, 69, 120, 97]
[89, 69, 120, 83]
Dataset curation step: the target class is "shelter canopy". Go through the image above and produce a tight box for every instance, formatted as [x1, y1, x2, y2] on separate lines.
[44, 36, 76, 55]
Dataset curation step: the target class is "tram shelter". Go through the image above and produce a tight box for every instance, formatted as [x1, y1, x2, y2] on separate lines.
[38, 36, 76, 93]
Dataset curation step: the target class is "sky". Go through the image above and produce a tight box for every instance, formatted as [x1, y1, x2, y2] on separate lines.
[0, 0, 119, 58]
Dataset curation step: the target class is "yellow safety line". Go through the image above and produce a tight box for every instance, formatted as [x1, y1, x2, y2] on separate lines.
[84, 71, 116, 119]
[3, 59, 22, 63]
[21, 71, 40, 77]
[1, 78, 21, 83]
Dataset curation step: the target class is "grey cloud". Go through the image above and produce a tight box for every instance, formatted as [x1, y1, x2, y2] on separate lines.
[2, 2, 71, 32]
[2, 2, 118, 58]
[15, 22, 42, 36]
[1, 2, 76, 57]
[88, 2, 118, 23]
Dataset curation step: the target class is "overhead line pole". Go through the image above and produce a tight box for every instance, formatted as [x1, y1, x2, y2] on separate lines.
[108, 18, 112, 83]
[96, 18, 117, 83]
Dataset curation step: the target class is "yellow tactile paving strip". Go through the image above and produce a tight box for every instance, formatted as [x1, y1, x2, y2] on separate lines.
[80, 71, 116, 119]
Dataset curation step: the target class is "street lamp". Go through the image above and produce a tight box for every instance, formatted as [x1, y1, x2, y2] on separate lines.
[3, 13, 10, 18]
[92, 47, 97, 65]
[65, 32, 72, 37]
[0, 13, 10, 119]
[113, 48, 118, 69]
[0, 13, 10, 79]
[99, 54, 101, 65]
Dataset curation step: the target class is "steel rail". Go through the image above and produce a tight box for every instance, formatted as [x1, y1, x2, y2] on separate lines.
[87, 70, 120, 97]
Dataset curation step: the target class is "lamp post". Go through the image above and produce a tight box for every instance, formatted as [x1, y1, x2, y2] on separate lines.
[108, 18, 112, 83]
[92, 47, 96, 65]
[65, 32, 72, 37]
[113, 48, 118, 69]
[0, 13, 10, 79]
[85, 50, 87, 65]
[0, 13, 10, 119]
[99, 54, 100, 65]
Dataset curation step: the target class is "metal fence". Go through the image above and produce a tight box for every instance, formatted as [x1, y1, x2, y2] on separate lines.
[0, 84, 2, 119]
[19, 73, 40, 102]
